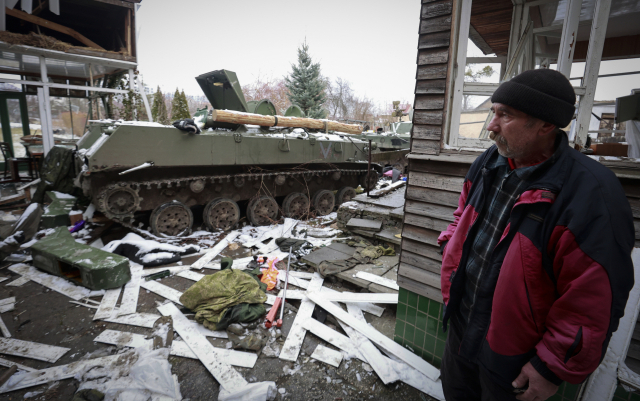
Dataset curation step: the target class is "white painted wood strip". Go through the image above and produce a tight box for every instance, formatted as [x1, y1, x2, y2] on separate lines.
[0, 316, 10, 338]
[103, 312, 161, 328]
[307, 292, 440, 381]
[287, 276, 310, 289]
[0, 338, 69, 363]
[191, 231, 240, 270]
[0, 278, 8, 284]
[141, 266, 190, 277]
[0, 354, 122, 393]
[0, 304, 14, 314]
[118, 263, 143, 316]
[194, 324, 228, 339]
[70, 301, 98, 309]
[8, 264, 91, 300]
[279, 276, 324, 362]
[275, 288, 385, 317]
[288, 271, 316, 279]
[94, 329, 150, 348]
[176, 270, 205, 282]
[5, 276, 29, 287]
[0, 356, 36, 372]
[320, 292, 398, 304]
[299, 318, 365, 362]
[157, 302, 248, 392]
[0, 297, 15, 306]
[140, 281, 183, 305]
[93, 287, 121, 320]
[369, 180, 406, 197]
[265, 294, 277, 305]
[340, 304, 399, 385]
[310, 344, 343, 368]
[170, 341, 256, 368]
[354, 271, 399, 291]
[202, 256, 254, 270]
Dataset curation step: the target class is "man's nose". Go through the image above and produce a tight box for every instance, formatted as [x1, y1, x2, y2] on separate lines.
[487, 113, 500, 132]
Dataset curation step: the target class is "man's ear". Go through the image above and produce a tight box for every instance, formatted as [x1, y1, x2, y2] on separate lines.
[539, 121, 557, 137]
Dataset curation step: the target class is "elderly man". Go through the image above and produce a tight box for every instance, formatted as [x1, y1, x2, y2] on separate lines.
[438, 68, 635, 401]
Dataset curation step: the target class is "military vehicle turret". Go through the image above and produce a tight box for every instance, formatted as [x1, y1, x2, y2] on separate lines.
[75, 69, 379, 237]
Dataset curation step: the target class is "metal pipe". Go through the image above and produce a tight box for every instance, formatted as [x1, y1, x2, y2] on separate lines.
[367, 139, 372, 198]
[279, 246, 292, 323]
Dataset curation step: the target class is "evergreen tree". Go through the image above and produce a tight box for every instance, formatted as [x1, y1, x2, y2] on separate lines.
[285, 41, 326, 119]
[151, 86, 170, 124]
[170, 88, 191, 120]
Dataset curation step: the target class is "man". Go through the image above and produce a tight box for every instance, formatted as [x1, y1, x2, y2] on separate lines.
[438, 68, 635, 401]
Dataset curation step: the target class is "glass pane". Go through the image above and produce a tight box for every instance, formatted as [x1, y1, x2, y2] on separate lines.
[6, 99, 26, 158]
[459, 95, 491, 139]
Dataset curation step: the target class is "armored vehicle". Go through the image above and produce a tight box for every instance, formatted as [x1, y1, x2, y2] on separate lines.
[75, 70, 379, 237]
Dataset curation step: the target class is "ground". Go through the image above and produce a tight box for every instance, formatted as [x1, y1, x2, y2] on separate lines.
[0, 215, 438, 400]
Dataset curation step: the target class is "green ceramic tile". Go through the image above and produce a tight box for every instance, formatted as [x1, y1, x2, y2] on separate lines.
[437, 321, 447, 340]
[416, 311, 428, 331]
[424, 333, 436, 354]
[563, 383, 579, 400]
[414, 329, 426, 349]
[426, 316, 438, 336]
[407, 306, 417, 326]
[428, 299, 441, 317]
[408, 291, 418, 307]
[405, 324, 415, 343]
[424, 353, 434, 364]
[397, 303, 407, 322]
[399, 288, 408, 304]
[394, 335, 402, 345]
[418, 296, 430, 313]
[394, 320, 405, 338]
[435, 339, 446, 358]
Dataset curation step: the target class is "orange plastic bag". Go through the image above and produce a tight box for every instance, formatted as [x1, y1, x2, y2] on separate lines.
[260, 257, 280, 291]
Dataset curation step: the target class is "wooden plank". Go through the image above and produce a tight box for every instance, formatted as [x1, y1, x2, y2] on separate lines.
[403, 212, 450, 232]
[398, 262, 441, 289]
[141, 266, 190, 276]
[140, 281, 183, 305]
[405, 186, 460, 208]
[415, 79, 447, 95]
[279, 276, 324, 362]
[416, 64, 448, 80]
[412, 139, 440, 155]
[310, 344, 343, 368]
[191, 231, 240, 270]
[368, 180, 406, 198]
[177, 270, 205, 282]
[418, 31, 451, 49]
[320, 293, 398, 304]
[402, 224, 441, 247]
[0, 316, 10, 337]
[0, 354, 123, 394]
[0, 304, 14, 314]
[118, 264, 143, 316]
[5, 276, 29, 287]
[397, 275, 443, 303]
[5, 8, 105, 50]
[299, 318, 365, 361]
[419, 14, 452, 34]
[414, 110, 443, 125]
[103, 312, 161, 328]
[408, 171, 464, 192]
[412, 125, 442, 141]
[277, 287, 385, 318]
[354, 272, 399, 290]
[409, 159, 470, 177]
[8, 264, 91, 301]
[93, 287, 121, 321]
[629, 198, 640, 219]
[400, 251, 442, 275]
[417, 48, 449, 65]
[0, 338, 69, 363]
[0, 356, 36, 372]
[0, 298, 15, 307]
[401, 238, 443, 262]
[288, 271, 316, 280]
[415, 95, 445, 110]
[421, 0, 453, 19]
[94, 330, 256, 368]
[405, 200, 456, 222]
[157, 302, 247, 392]
[307, 292, 440, 381]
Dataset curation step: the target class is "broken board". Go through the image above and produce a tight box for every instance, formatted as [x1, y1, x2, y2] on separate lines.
[346, 218, 383, 232]
[140, 280, 183, 305]
[93, 287, 122, 320]
[0, 338, 69, 363]
[191, 231, 240, 270]
[118, 264, 143, 316]
[310, 344, 343, 368]
[320, 292, 398, 304]
[355, 271, 399, 291]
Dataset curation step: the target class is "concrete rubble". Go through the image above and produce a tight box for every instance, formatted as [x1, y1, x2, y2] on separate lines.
[0, 179, 442, 401]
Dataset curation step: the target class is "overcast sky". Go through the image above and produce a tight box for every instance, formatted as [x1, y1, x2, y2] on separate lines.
[136, 0, 639, 110]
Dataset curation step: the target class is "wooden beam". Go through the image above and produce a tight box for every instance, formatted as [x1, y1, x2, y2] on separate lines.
[125, 8, 131, 56]
[5, 8, 105, 50]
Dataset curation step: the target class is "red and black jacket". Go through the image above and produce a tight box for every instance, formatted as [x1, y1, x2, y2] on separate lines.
[438, 132, 635, 386]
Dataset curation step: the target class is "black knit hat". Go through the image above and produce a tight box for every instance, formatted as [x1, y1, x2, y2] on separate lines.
[491, 69, 576, 128]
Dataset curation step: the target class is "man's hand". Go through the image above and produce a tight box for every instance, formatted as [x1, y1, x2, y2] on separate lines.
[512, 362, 559, 401]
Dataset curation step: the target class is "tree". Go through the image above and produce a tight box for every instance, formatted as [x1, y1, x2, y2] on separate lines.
[285, 41, 326, 119]
[242, 75, 291, 115]
[151, 86, 170, 124]
[170, 88, 191, 120]
[463, 65, 496, 110]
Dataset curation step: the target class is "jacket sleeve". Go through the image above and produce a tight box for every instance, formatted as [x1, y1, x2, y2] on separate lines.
[438, 179, 472, 246]
[533, 226, 612, 384]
